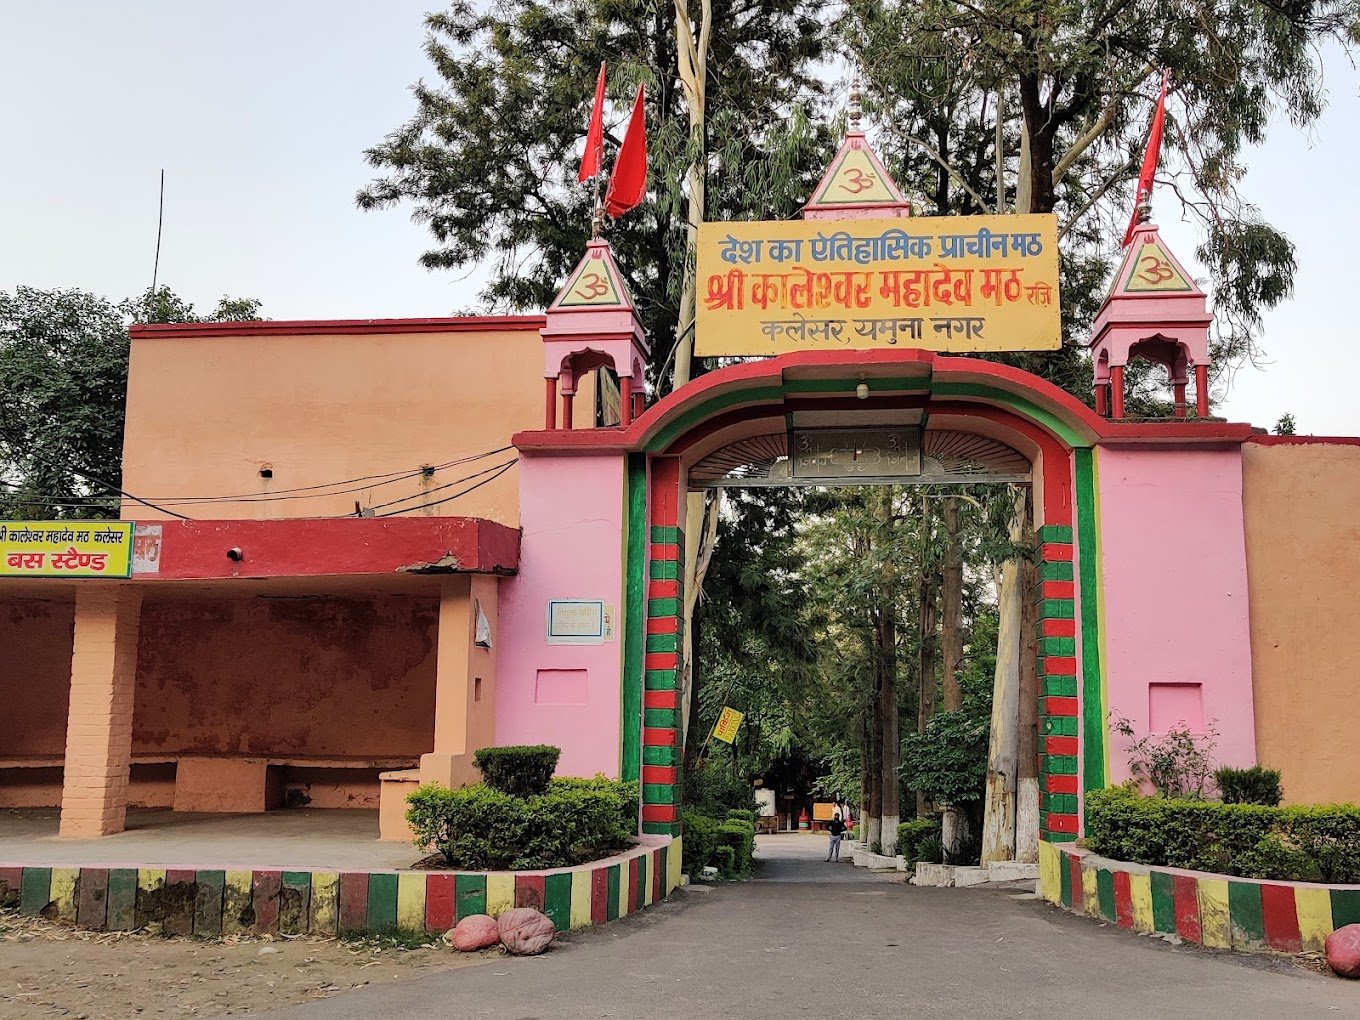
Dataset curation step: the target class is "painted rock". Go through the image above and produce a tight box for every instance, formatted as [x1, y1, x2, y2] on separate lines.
[1325, 924, 1360, 979]
[497, 906, 556, 956]
[449, 913, 501, 952]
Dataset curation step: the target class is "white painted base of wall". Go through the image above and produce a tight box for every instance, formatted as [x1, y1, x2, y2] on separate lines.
[987, 861, 1039, 882]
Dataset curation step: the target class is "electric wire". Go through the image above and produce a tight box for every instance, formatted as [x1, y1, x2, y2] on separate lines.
[141, 447, 515, 502]
[18, 452, 194, 521]
[0, 447, 516, 507]
[372, 459, 518, 517]
[362, 458, 519, 513]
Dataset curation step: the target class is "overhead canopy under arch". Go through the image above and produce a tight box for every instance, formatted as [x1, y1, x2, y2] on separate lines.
[690, 427, 1032, 487]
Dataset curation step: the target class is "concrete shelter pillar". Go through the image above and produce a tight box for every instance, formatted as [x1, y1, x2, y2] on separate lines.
[58, 585, 142, 837]
[419, 575, 499, 790]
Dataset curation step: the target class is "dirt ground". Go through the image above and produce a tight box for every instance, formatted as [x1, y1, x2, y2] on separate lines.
[0, 910, 491, 1018]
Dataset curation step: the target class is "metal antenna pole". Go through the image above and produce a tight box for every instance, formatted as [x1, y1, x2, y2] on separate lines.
[149, 169, 165, 297]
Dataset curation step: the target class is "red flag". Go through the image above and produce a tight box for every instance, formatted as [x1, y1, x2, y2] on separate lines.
[579, 62, 607, 183]
[1123, 70, 1169, 247]
[605, 84, 647, 218]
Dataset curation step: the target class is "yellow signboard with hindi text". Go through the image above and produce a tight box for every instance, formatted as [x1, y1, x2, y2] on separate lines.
[0, 521, 135, 578]
[695, 214, 1061, 356]
[712, 706, 744, 745]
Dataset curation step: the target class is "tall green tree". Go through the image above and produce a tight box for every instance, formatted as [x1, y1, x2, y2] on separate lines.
[0, 286, 262, 519]
[847, 0, 1360, 385]
[358, 0, 830, 387]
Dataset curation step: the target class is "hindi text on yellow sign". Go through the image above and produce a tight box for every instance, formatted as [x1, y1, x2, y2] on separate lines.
[1, 521, 135, 578]
[695, 214, 1061, 356]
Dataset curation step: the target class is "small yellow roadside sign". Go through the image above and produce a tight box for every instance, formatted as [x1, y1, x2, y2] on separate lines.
[712, 706, 744, 745]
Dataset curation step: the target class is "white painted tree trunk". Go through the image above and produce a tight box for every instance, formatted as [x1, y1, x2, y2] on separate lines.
[981, 491, 1024, 864]
[1015, 777, 1040, 863]
[866, 815, 882, 850]
[942, 806, 969, 863]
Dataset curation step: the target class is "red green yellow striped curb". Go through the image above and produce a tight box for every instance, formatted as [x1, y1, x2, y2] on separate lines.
[1039, 840, 1360, 954]
[0, 836, 680, 937]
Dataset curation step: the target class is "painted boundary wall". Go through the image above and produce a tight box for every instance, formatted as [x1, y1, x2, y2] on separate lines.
[1039, 841, 1360, 955]
[0, 837, 679, 937]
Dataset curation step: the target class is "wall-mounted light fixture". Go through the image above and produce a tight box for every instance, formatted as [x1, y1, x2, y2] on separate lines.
[855, 376, 869, 400]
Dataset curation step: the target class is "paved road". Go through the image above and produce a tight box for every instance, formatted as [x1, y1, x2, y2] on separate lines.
[265, 835, 1356, 1019]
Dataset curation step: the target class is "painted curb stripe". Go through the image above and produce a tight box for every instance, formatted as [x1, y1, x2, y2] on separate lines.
[1260, 884, 1302, 953]
[544, 872, 573, 932]
[1227, 880, 1264, 949]
[570, 869, 593, 929]
[338, 872, 369, 932]
[455, 873, 487, 920]
[424, 874, 454, 933]
[194, 870, 225, 936]
[253, 870, 282, 935]
[396, 872, 425, 931]
[366, 873, 397, 931]
[515, 873, 546, 912]
[223, 870, 253, 934]
[486, 873, 514, 917]
[78, 868, 109, 929]
[1150, 870, 1176, 934]
[1173, 874, 1201, 942]
[311, 872, 339, 935]
[590, 867, 609, 925]
[281, 871, 312, 936]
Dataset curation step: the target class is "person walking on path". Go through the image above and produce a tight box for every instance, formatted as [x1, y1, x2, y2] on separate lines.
[826, 813, 847, 862]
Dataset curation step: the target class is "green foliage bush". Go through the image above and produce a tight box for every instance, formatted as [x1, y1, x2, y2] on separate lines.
[1215, 765, 1283, 806]
[1086, 785, 1360, 883]
[726, 809, 756, 823]
[896, 818, 943, 866]
[472, 745, 561, 797]
[681, 810, 755, 879]
[406, 776, 635, 870]
[916, 833, 945, 866]
[900, 710, 989, 806]
[683, 762, 757, 817]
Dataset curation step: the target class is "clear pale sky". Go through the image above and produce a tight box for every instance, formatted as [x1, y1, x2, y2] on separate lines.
[2, 3, 1357, 433]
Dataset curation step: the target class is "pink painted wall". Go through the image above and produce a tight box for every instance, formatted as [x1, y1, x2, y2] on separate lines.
[1095, 447, 1256, 783]
[496, 454, 626, 778]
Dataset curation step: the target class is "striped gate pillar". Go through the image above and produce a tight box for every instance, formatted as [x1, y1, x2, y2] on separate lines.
[639, 456, 684, 836]
[1037, 523, 1080, 839]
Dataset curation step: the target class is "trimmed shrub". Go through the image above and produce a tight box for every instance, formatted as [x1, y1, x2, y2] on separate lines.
[726, 809, 756, 824]
[407, 776, 635, 870]
[681, 811, 720, 877]
[681, 811, 755, 879]
[715, 820, 756, 877]
[1215, 765, 1283, 806]
[473, 745, 561, 797]
[897, 818, 943, 867]
[1086, 785, 1360, 883]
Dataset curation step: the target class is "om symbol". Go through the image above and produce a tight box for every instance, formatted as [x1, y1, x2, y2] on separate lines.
[1137, 256, 1176, 285]
[840, 168, 876, 195]
[575, 272, 610, 300]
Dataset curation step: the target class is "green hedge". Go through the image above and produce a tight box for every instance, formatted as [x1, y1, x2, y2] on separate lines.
[472, 745, 561, 797]
[897, 818, 943, 867]
[682, 811, 755, 879]
[407, 776, 636, 870]
[1086, 786, 1360, 883]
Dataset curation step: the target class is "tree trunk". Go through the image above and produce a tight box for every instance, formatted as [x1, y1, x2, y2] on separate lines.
[1017, 72, 1057, 215]
[981, 488, 1025, 863]
[671, 0, 710, 392]
[859, 710, 872, 843]
[866, 669, 883, 849]
[877, 490, 900, 855]
[915, 572, 939, 816]
[1015, 491, 1041, 863]
[942, 806, 970, 865]
[941, 497, 964, 713]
